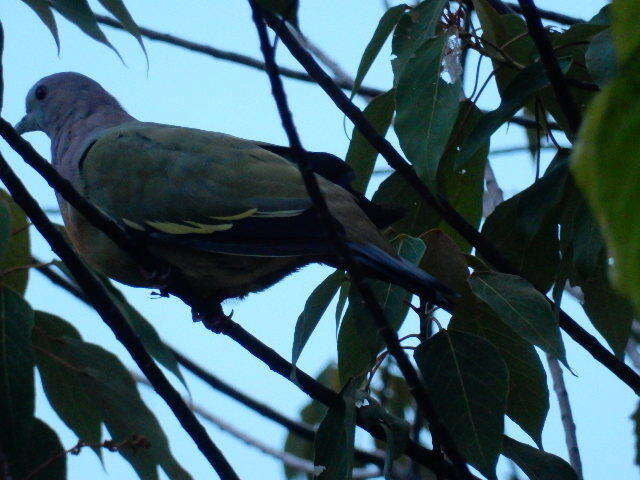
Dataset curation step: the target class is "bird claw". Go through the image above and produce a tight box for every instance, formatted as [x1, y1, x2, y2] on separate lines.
[192, 304, 233, 333]
[140, 264, 172, 292]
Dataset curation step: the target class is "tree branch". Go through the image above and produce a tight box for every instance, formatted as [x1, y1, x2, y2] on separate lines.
[0, 152, 239, 479]
[94, 13, 561, 131]
[517, 0, 582, 137]
[504, 2, 582, 25]
[546, 354, 583, 478]
[256, 11, 640, 396]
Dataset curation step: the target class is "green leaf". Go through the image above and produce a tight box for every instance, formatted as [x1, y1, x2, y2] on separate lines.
[16, 418, 66, 480]
[313, 381, 357, 480]
[450, 306, 548, 447]
[394, 35, 462, 186]
[350, 5, 407, 99]
[255, 0, 299, 25]
[611, 0, 640, 65]
[586, 29, 617, 87]
[480, 152, 570, 291]
[345, 90, 396, 193]
[572, 7, 640, 315]
[391, 0, 448, 77]
[33, 312, 193, 480]
[502, 436, 578, 480]
[335, 281, 349, 330]
[33, 312, 102, 449]
[0, 288, 35, 470]
[373, 101, 488, 248]
[337, 235, 425, 384]
[0, 198, 11, 261]
[469, 272, 568, 366]
[455, 60, 570, 170]
[414, 330, 508, 479]
[292, 270, 344, 366]
[559, 188, 634, 357]
[284, 433, 313, 480]
[20, 0, 60, 51]
[0, 190, 31, 295]
[97, 0, 146, 56]
[50, 0, 120, 56]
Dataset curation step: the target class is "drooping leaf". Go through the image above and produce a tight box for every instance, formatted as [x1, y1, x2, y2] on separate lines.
[611, 0, 640, 65]
[33, 312, 192, 480]
[450, 304, 548, 447]
[313, 381, 357, 480]
[469, 272, 568, 366]
[455, 60, 570, 170]
[414, 330, 508, 478]
[0, 288, 35, 471]
[335, 281, 350, 331]
[480, 152, 570, 291]
[350, 5, 407, 99]
[0, 190, 31, 294]
[337, 235, 425, 384]
[373, 101, 487, 249]
[20, 0, 60, 51]
[358, 404, 410, 480]
[0, 198, 11, 260]
[15, 418, 66, 480]
[345, 90, 395, 193]
[502, 436, 578, 480]
[391, 0, 448, 77]
[394, 35, 462, 186]
[572, 0, 640, 315]
[97, 0, 146, 56]
[586, 29, 617, 87]
[50, 0, 120, 55]
[292, 270, 344, 366]
[559, 188, 634, 357]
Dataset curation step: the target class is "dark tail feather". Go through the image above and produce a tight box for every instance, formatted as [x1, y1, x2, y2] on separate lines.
[347, 242, 456, 311]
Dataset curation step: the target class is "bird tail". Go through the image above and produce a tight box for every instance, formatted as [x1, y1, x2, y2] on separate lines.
[346, 242, 456, 311]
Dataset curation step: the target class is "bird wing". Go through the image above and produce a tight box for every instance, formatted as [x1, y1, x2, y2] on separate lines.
[79, 121, 338, 256]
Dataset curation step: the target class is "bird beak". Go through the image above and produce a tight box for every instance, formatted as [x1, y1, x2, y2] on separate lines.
[14, 113, 39, 135]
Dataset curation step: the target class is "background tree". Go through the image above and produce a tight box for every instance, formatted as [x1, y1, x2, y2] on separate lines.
[0, 0, 638, 479]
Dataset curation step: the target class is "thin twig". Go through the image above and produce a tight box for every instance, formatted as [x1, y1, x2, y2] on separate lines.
[257, 10, 640, 396]
[546, 354, 583, 478]
[94, 13, 560, 131]
[517, 0, 582, 137]
[504, 2, 583, 25]
[133, 372, 382, 479]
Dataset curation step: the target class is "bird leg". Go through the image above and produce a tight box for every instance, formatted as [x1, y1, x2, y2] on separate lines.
[192, 302, 233, 333]
[139, 264, 173, 296]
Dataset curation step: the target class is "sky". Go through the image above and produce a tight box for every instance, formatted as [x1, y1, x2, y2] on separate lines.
[1, 0, 635, 479]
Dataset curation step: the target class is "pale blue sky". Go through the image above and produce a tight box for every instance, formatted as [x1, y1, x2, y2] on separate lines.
[2, 1, 634, 479]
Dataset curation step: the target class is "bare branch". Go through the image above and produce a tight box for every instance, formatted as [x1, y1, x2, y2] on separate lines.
[546, 354, 583, 478]
[133, 372, 382, 479]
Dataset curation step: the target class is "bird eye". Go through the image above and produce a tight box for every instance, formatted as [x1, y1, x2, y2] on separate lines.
[35, 85, 47, 101]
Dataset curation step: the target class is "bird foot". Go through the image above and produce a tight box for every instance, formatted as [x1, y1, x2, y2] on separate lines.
[192, 304, 233, 333]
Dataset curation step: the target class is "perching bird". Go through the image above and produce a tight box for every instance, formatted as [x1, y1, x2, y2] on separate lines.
[15, 72, 454, 317]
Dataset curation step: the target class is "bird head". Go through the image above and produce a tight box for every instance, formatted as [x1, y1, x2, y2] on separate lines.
[15, 72, 127, 138]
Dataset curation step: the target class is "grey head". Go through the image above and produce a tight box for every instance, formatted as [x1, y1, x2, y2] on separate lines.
[15, 72, 135, 166]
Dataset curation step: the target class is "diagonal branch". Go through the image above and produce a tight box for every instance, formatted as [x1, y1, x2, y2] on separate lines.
[0, 152, 240, 479]
[249, 4, 471, 478]
[257, 11, 640, 397]
[517, 0, 582, 137]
